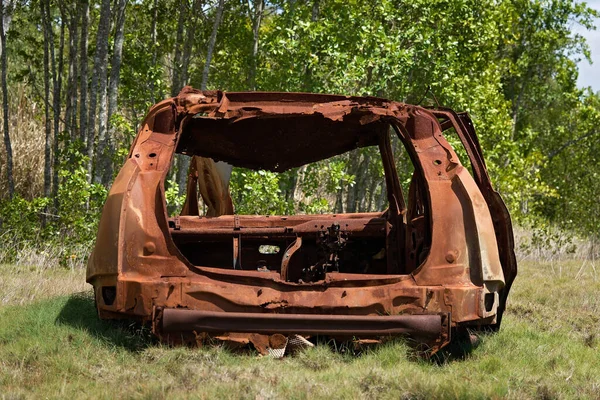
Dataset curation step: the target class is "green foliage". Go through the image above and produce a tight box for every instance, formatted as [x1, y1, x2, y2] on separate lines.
[164, 179, 185, 216]
[1, 0, 599, 250]
[55, 141, 107, 245]
[536, 90, 600, 237]
[0, 141, 106, 265]
[109, 113, 137, 165]
[518, 223, 578, 260]
[0, 196, 51, 244]
[230, 169, 291, 215]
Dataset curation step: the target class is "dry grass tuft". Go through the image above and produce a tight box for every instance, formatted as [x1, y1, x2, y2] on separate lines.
[0, 263, 87, 307]
[0, 83, 46, 198]
[514, 226, 599, 262]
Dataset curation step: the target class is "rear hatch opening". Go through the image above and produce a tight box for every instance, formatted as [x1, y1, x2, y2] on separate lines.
[168, 212, 391, 282]
[166, 115, 432, 282]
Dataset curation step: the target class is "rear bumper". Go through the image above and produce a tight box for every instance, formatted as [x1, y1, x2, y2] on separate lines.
[94, 274, 489, 354]
[156, 308, 451, 349]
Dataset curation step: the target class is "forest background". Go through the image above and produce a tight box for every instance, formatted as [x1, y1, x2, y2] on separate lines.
[0, 0, 599, 266]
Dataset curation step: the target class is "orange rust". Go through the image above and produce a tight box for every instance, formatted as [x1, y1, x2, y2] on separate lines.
[88, 88, 517, 355]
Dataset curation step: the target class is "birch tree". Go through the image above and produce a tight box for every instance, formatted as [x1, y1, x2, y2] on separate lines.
[79, 0, 89, 145]
[180, 0, 202, 89]
[51, 3, 65, 202]
[149, 0, 159, 103]
[170, 0, 187, 97]
[248, 0, 264, 90]
[61, 0, 79, 141]
[102, 0, 129, 185]
[41, 0, 52, 198]
[0, 0, 14, 198]
[175, 0, 204, 193]
[201, 0, 225, 90]
[89, 0, 111, 183]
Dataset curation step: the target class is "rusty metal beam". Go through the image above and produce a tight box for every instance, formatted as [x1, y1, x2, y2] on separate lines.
[160, 308, 450, 341]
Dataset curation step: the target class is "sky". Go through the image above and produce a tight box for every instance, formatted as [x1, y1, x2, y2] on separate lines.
[574, 0, 600, 90]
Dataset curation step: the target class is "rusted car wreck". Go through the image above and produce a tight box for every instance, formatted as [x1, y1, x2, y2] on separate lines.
[87, 87, 517, 355]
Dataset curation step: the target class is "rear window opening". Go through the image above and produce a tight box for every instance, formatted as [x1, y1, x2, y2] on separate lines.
[164, 117, 431, 282]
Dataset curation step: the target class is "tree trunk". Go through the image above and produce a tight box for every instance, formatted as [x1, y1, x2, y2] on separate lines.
[79, 0, 89, 146]
[334, 187, 344, 213]
[41, 0, 52, 199]
[354, 153, 369, 212]
[345, 151, 363, 213]
[201, 0, 225, 90]
[149, 0, 159, 103]
[103, 0, 128, 185]
[377, 181, 387, 211]
[176, 0, 203, 194]
[345, 152, 370, 213]
[291, 165, 307, 207]
[170, 0, 186, 97]
[302, 0, 320, 91]
[366, 173, 378, 212]
[0, 0, 14, 59]
[168, 0, 186, 187]
[52, 10, 66, 205]
[62, 1, 78, 141]
[181, 0, 202, 88]
[89, 0, 111, 183]
[0, 0, 14, 198]
[311, 0, 320, 21]
[248, 0, 264, 90]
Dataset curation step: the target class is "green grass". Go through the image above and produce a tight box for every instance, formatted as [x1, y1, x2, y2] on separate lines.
[1, 261, 599, 399]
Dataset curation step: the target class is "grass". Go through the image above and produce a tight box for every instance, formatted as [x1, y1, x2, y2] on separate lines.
[0, 261, 599, 399]
[0, 263, 88, 307]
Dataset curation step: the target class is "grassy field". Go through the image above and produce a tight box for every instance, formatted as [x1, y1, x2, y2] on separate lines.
[0, 260, 599, 399]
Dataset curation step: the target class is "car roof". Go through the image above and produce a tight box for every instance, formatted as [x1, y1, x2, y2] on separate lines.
[173, 89, 414, 171]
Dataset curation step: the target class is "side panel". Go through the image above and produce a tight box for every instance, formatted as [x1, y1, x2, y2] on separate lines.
[405, 110, 505, 322]
[121, 170, 189, 279]
[87, 159, 139, 282]
[429, 109, 517, 328]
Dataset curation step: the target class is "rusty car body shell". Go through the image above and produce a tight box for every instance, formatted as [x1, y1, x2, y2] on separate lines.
[87, 87, 517, 354]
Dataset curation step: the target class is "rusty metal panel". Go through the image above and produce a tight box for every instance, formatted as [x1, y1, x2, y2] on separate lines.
[87, 87, 517, 355]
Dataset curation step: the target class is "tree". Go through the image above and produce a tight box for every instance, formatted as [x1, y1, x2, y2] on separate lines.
[175, 0, 203, 193]
[248, 0, 264, 90]
[0, 0, 14, 198]
[61, 0, 79, 141]
[51, 3, 66, 204]
[41, 0, 52, 198]
[79, 0, 89, 146]
[201, 0, 226, 90]
[149, 0, 159, 103]
[170, 0, 186, 97]
[104, 0, 129, 184]
[89, 0, 111, 183]
[0, 0, 599, 245]
[180, 0, 202, 90]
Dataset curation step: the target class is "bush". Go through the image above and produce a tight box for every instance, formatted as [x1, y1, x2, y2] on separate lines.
[0, 143, 107, 267]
